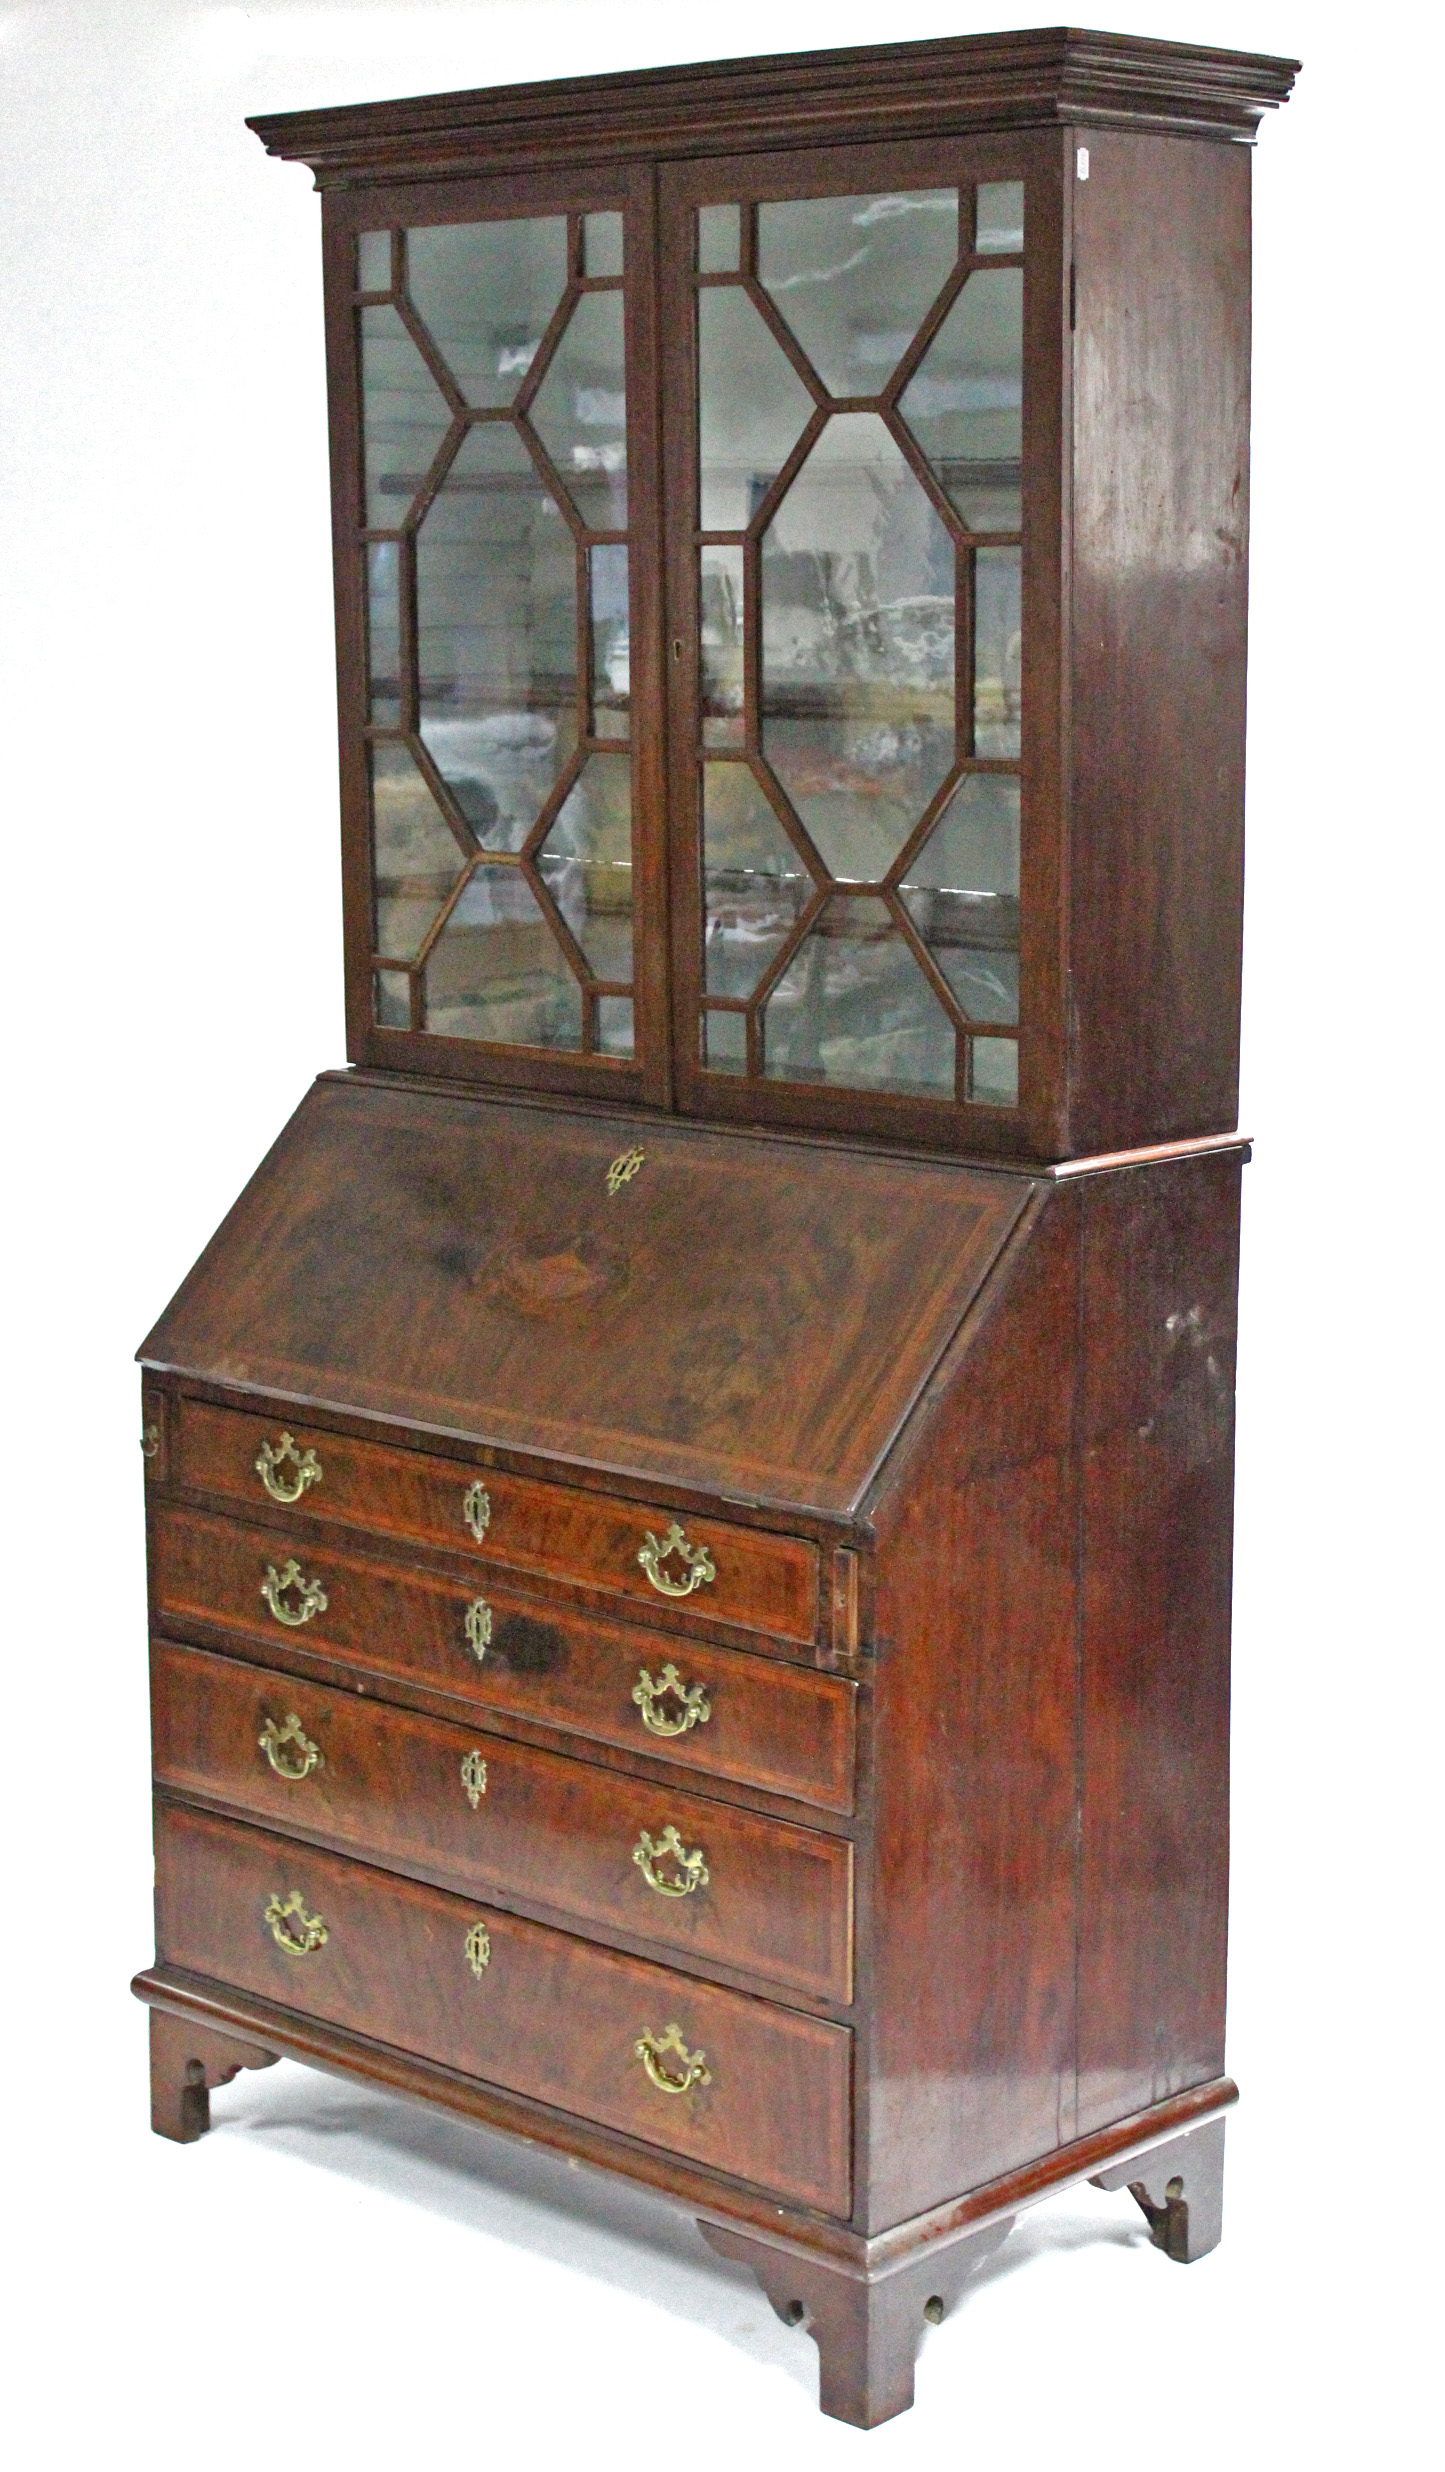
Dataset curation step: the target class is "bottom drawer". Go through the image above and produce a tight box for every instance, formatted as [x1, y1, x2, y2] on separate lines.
[154, 1799, 852, 2217]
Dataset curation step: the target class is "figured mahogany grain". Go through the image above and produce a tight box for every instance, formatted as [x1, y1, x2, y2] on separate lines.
[153, 1641, 853, 2002]
[150, 1504, 857, 1814]
[154, 1799, 853, 2216]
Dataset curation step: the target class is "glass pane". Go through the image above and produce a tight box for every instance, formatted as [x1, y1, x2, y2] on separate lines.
[900, 773, 1019, 1021]
[698, 288, 814, 531]
[423, 863, 583, 1047]
[898, 268, 1023, 532]
[763, 894, 954, 1094]
[538, 754, 633, 982]
[704, 1007, 747, 1072]
[590, 545, 629, 738]
[370, 743, 467, 962]
[597, 995, 634, 1056]
[969, 1035, 1018, 1105]
[761, 413, 954, 882]
[416, 423, 577, 850]
[359, 304, 453, 525]
[528, 290, 628, 529]
[357, 230, 390, 292]
[584, 212, 624, 278]
[406, 217, 567, 408]
[374, 967, 410, 1027]
[698, 204, 741, 273]
[365, 541, 401, 722]
[976, 182, 1024, 254]
[700, 545, 744, 746]
[758, 191, 957, 399]
[975, 547, 1021, 756]
[703, 765, 811, 998]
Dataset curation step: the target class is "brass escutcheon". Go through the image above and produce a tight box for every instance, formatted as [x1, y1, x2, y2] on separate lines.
[464, 1921, 492, 1979]
[255, 1433, 322, 1505]
[261, 1559, 328, 1628]
[638, 1521, 716, 1601]
[634, 2022, 710, 2096]
[460, 1750, 488, 1809]
[464, 1598, 493, 1662]
[462, 1479, 491, 1543]
[632, 1825, 709, 1899]
[259, 1712, 323, 1783]
[264, 1888, 328, 1958]
[631, 1663, 711, 1740]
[605, 1144, 645, 1196]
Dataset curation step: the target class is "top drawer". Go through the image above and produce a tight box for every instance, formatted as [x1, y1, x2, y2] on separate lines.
[173, 1399, 819, 1650]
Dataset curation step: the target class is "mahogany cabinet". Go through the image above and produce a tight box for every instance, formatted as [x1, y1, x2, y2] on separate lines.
[134, 27, 1295, 2429]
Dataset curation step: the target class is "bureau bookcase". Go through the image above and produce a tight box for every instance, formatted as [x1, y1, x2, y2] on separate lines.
[134, 27, 1296, 2427]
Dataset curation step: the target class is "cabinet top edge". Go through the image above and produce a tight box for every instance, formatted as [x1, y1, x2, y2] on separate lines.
[248, 27, 1299, 188]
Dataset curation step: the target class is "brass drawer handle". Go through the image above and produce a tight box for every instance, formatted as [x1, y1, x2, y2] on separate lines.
[634, 2023, 710, 2096]
[462, 1479, 491, 1542]
[140, 1423, 160, 1461]
[633, 1825, 709, 1899]
[631, 1663, 710, 1739]
[460, 1750, 488, 1808]
[261, 1558, 328, 1628]
[259, 1712, 323, 1782]
[464, 1921, 492, 1978]
[464, 1597, 493, 1661]
[255, 1432, 322, 1505]
[638, 1521, 716, 1600]
[264, 1889, 328, 1957]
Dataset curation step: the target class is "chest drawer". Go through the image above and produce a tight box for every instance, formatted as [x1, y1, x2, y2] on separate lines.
[174, 1398, 820, 1648]
[151, 1507, 856, 1816]
[155, 1799, 852, 2217]
[153, 1643, 852, 2003]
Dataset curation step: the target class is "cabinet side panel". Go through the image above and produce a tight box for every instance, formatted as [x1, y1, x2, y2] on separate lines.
[864, 1192, 1079, 2231]
[1078, 1154, 1240, 2131]
[1068, 132, 1251, 1152]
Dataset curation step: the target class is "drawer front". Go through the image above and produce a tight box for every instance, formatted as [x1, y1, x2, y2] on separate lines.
[155, 1799, 852, 2217]
[153, 1643, 853, 2002]
[151, 1507, 856, 1816]
[175, 1398, 819, 1647]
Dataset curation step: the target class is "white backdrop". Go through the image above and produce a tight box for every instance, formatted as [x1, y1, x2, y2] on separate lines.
[3, 4, 1437, 2465]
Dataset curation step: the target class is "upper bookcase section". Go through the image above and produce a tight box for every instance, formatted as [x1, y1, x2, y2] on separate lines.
[251, 30, 1296, 1164]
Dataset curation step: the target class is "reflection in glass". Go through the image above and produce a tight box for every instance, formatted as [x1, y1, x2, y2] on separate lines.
[761, 414, 954, 881]
[366, 541, 401, 722]
[758, 192, 957, 400]
[538, 754, 633, 982]
[374, 968, 410, 1027]
[596, 996, 634, 1056]
[370, 743, 467, 961]
[898, 269, 1023, 532]
[357, 230, 391, 291]
[529, 291, 628, 529]
[703, 765, 811, 998]
[974, 548, 1021, 756]
[359, 305, 454, 524]
[424, 864, 583, 1047]
[590, 545, 629, 738]
[900, 771, 1019, 1020]
[704, 1008, 748, 1072]
[406, 218, 567, 408]
[698, 204, 741, 272]
[584, 212, 624, 278]
[970, 1036, 1018, 1105]
[763, 895, 954, 1094]
[976, 183, 1025, 254]
[416, 424, 577, 848]
[700, 545, 744, 745]
[698, 289, 814, 532]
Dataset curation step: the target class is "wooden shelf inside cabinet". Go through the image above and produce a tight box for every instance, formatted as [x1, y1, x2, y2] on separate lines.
[136, 23, 1292, 2433]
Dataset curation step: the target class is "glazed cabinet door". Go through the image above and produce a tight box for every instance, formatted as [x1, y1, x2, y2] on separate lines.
[323, 165, 668, 1101]
[660, 132, 1064, 1156]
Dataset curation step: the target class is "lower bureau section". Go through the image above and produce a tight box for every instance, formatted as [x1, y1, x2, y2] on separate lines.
[154, 1799, 853, 2217]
